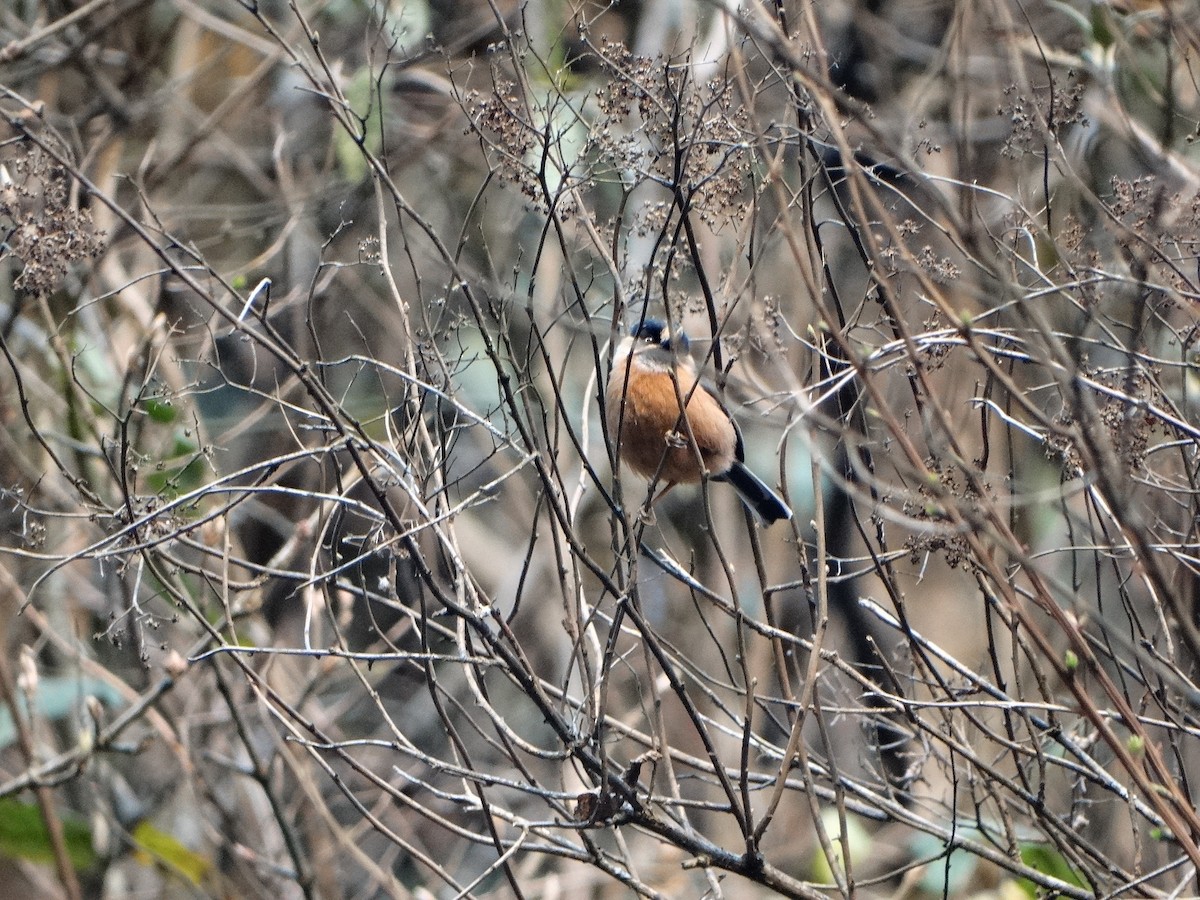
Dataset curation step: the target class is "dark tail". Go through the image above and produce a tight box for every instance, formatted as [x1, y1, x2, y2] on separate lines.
[719, 462, 792, 525]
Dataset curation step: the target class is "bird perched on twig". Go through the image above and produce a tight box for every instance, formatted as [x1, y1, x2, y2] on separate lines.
[606, 319, 792, 525]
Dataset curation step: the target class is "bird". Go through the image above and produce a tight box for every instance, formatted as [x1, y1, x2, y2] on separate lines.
[606, 318, 792, 525]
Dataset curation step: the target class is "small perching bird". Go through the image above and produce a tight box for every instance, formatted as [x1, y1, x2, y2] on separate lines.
[606, 318, 792, 525]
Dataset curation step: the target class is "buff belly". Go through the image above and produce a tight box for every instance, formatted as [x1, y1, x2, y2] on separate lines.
[606, 360, 736, 484]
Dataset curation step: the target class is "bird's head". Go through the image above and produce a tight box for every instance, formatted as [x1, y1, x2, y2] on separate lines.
[612, 318, 690, 373]
[629, 318, 689, 354]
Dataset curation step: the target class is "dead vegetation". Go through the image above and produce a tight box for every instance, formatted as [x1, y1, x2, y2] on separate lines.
[3, 1, 1200, 897]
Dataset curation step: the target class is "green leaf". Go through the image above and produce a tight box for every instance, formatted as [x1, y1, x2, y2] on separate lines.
[335, 67, 384, 183]
[142, 396, 177, 425]
[1019, 843, 1087, 892]
[131, 820, 209, 886]
[144, 432, 205, 497]
[0, 799, 96, 871]
[1089, 2, 1117, 49]
[807, 809, 872, 885]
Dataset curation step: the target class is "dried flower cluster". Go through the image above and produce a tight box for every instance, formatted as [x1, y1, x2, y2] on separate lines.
[0, 145, 104, 298]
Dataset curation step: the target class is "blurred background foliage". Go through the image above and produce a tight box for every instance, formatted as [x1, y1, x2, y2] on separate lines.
[2, 0, 1200, 897]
